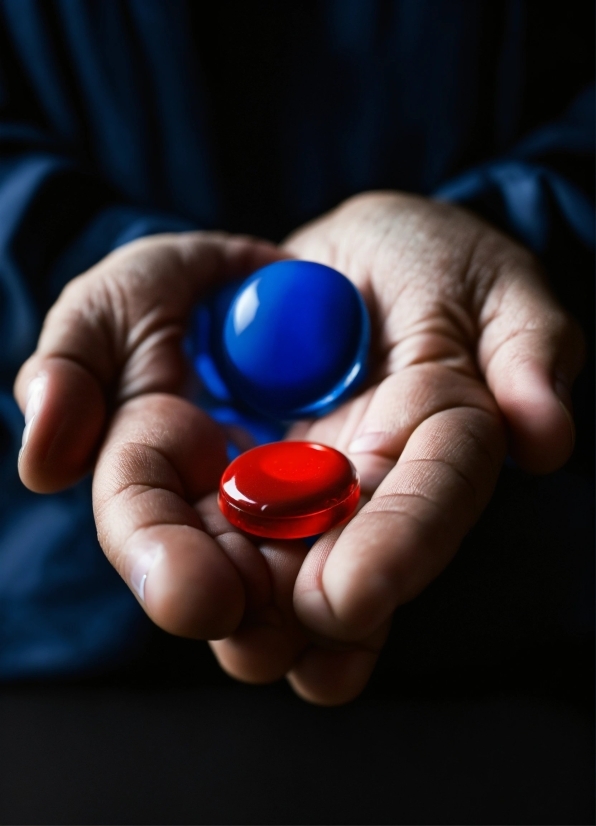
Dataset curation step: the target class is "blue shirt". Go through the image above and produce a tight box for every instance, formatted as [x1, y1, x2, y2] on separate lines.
[0, 0, 593, 678]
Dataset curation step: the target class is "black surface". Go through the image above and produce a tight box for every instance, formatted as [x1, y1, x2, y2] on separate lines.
[0, 634, 593, 826]
[1, 462, 594, 825]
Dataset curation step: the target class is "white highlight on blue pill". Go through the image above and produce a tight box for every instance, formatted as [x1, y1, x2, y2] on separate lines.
[232, 277, 261, 335]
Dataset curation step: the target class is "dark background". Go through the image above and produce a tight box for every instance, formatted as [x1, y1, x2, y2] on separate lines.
[0, 2, 593, 823]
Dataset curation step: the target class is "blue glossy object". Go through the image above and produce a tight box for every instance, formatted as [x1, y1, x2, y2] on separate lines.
[191, 260, 369, 421]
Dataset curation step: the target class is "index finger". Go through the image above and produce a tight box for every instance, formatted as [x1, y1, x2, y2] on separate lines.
[294, 405, 506, 641]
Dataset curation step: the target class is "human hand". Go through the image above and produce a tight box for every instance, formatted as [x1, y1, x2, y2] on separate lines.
[15, 202, 584, 706]
[14, 232, 294, 639]
[208, 192, 584, 704]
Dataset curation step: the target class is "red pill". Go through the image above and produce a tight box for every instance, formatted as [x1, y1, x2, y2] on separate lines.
[218, 442, 360, 539]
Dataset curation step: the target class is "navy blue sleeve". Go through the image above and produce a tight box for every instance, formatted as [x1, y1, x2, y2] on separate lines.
[0, 0, 212, 372]
[436, 84, 595, 276]
[0, 130, 195, 375]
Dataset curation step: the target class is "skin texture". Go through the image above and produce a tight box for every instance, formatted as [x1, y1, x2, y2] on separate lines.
[15, 194, 584, 705]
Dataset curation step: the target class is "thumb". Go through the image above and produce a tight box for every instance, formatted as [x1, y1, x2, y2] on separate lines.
[478, 259, 585, 473]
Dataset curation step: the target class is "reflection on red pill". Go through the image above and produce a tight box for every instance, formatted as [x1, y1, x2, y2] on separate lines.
[218, 442, 360, 539]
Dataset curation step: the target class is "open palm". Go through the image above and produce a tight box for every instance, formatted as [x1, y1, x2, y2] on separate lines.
[207, 192, 583, 704]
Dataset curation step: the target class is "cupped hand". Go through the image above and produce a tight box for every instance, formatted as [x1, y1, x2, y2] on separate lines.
[14, 227, 377, 701]
[14, 201, 584, 707]
[14, 232, 290, 639]
[208, 192, 584, 704]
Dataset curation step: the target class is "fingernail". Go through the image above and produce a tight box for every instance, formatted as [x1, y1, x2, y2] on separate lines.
[25, 375, 47, 423]
[129, 543, 161, 602]
[348, 431, 386, 454]
[21, 375, 47, 450]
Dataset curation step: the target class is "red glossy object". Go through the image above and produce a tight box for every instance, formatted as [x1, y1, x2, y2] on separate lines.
[219, 442, 360, 539]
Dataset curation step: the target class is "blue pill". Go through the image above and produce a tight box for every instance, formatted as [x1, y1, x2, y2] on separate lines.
[193, 260, 370, 421]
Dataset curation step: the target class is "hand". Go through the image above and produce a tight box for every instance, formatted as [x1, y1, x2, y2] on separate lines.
[208, 192, 584, 704]
[15, 232, 293, 639]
